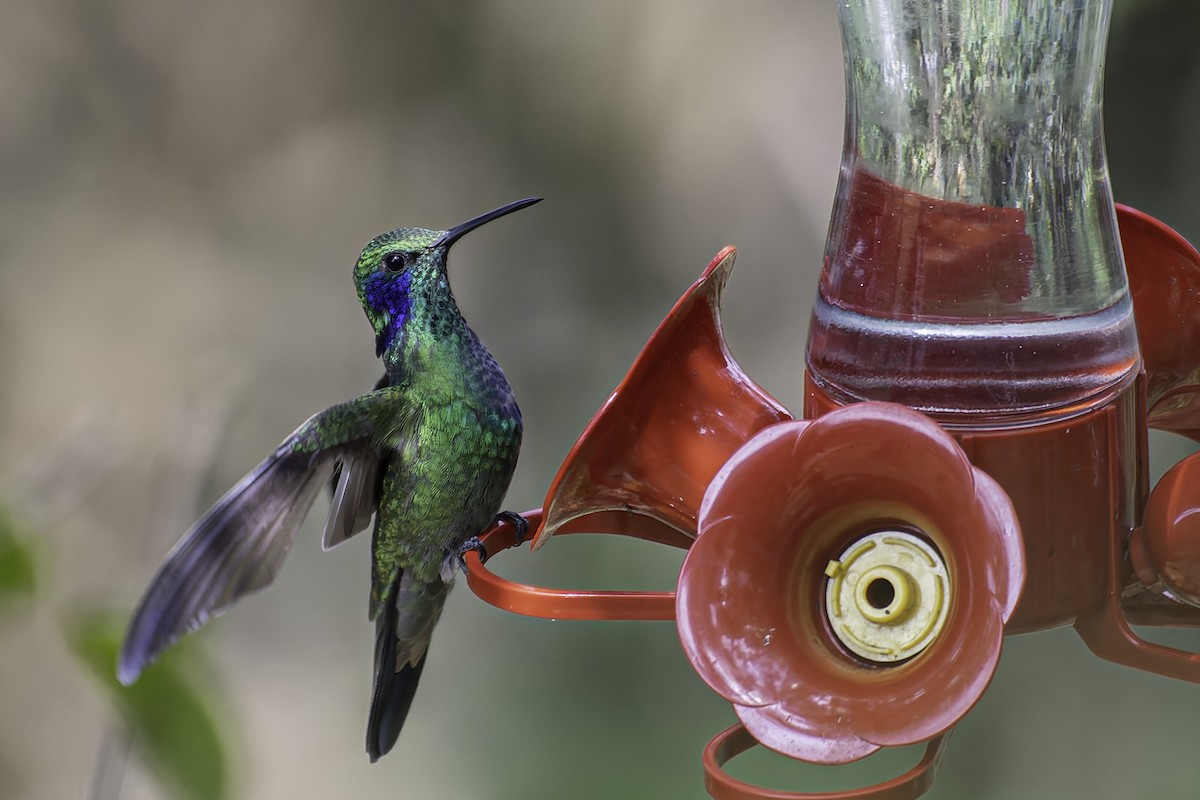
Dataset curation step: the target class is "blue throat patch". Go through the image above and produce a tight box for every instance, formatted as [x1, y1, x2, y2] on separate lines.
[365, 270, 413, 357]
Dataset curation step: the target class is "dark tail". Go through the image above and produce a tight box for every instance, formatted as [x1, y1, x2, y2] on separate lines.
[366, 574, 449, 761]
[366, 602, 427, 762]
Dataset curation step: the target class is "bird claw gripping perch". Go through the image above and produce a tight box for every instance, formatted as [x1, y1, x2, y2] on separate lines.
[494, 510, 530, 543]
[453, 536, 488, 574]
[454, 513, 527, 574]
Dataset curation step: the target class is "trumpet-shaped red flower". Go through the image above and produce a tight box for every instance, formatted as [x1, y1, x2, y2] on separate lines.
[676, 402, 1025, 764]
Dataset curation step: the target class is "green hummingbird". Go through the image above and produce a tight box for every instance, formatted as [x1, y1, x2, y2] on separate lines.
[118, 197, 539, 761]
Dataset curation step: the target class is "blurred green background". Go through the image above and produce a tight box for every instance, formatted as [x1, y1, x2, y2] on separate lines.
[2, 0, 1200, 798]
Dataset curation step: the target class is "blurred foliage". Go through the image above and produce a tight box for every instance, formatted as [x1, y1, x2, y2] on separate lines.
[0, 509, 36, 609]
[67, 611, 230, 800]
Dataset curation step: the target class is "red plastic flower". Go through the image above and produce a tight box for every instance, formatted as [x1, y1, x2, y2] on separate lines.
[676, 402, 1024, 764]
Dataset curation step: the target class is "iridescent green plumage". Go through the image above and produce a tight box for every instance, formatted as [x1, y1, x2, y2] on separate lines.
[118, 198, 539, 762]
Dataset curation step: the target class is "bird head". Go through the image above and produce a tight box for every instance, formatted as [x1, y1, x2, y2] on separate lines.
[354, 197, 541, 357]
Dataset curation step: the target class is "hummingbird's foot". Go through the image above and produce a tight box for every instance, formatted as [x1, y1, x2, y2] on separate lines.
[494, 511, 530, 542]
[453, 536, 488, 574]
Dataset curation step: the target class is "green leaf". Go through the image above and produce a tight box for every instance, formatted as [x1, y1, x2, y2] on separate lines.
[0, 509, 36, 603]
[67, 611, 231, 800]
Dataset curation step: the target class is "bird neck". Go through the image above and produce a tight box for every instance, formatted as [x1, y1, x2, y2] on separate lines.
[380, 281, 475, 381]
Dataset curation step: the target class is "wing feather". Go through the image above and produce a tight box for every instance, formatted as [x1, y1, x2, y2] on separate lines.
[322, 448, 383, 551]
[118, 446, 334, 684]
[119, 382, 413, 686]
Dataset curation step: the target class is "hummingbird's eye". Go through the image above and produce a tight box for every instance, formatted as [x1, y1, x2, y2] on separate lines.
[383, 252, 410, 273]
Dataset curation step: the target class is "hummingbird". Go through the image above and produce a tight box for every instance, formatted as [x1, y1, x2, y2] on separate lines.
[118, 197, 539, 761]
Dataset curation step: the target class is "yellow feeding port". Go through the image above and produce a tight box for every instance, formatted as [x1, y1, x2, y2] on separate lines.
[823, 530, 950, 663]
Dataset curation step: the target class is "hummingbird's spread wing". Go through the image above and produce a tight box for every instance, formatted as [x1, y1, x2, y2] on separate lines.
[119, 386, 415, 686]
[118, 444, 334, 685]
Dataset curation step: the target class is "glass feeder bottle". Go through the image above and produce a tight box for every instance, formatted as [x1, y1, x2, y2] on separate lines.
[806, 0, 1138, 422]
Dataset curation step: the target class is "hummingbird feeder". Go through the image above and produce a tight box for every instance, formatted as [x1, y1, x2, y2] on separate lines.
[464, 0, 1200, 796]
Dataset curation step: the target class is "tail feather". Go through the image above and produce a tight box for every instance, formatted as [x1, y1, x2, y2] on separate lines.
[366, 574, 449, 761]
[367, 611, 427, 762]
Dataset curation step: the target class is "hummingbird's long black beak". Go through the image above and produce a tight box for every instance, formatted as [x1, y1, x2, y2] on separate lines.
[434, 197, 542, 249]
